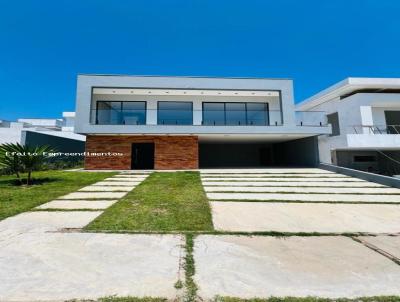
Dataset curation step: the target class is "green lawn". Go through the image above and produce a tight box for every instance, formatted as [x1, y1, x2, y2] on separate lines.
[0, 170, 116, 221]
[85, 171, 214, 232]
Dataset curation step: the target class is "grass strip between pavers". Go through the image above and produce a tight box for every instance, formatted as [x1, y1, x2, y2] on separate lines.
[85, 172, 214, 232]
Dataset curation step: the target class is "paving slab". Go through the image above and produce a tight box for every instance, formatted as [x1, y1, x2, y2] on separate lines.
[359, 235, 400, 259]
[201, 173, 349, 178]
[207, 192, 400, 203]
[201, 177, 362, 182]
[94, 181, 141, 186]
[79, 185, 135, 192]
[0, 211, 103, 235]
[0, 233, 182, 300]
[204, 186, 400, 194]
[194, 235, 400, 299]
[107, 177, 147, 181]
[200, 168, 334, 174]
[36, 199, 118, 210]
[120, 172, 152, 175]
[58, 192, 127, 200]
[202, 181, 386, 187]
[112, 175, 149, 179]
[210, 202, 400, 233]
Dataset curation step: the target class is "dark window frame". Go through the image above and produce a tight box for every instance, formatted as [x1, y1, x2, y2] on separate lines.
[157, 101, 194, 125]
[202, 102, 269, 126]
[353, 155, 377, 163]
[95, 100, 147, 125]
[327, 112, 340, 136]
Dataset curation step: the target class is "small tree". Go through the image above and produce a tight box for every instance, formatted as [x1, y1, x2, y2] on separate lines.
[0, 143, 56, 185]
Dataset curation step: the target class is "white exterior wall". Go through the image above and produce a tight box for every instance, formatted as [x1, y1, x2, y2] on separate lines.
[300, 92, 400, 163]
[75, 75, 331, 138]
[91, 93, 282, 126]
[0, 128, 23, 144]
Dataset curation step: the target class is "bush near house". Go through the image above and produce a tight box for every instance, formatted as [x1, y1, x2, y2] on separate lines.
[0, 143, 63, 184]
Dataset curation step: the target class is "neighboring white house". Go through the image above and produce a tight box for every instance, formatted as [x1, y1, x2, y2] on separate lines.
[74, 74, 330, 170]
[0, 112, 86, 152]
[297, 77, 400, 175]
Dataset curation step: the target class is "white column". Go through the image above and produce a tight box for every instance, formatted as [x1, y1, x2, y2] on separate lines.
[146, 100, 157, 125]
[193, 100, 202, 125]
[360, 106, 373, 134]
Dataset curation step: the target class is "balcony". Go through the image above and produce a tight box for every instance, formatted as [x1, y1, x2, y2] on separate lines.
[295, 111, 327, 127]
[90, 109, 328, 127]
[90, 109, 283, 126]
[347, 124, 400, 148]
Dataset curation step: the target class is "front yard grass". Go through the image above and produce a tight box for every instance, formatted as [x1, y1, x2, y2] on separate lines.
[85, 172, 214, 232]
[0, 170, 115, 221]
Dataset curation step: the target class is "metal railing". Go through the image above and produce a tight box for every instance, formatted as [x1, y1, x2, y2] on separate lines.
[295, 111, 328, 127]
[91, 109, 283, 126]
[351, 125, 400, 134]
[90, 109, 328, 127]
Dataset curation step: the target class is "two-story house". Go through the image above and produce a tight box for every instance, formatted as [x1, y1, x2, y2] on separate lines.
[74, 75, 329, 170]
[297, 77, 400, 175]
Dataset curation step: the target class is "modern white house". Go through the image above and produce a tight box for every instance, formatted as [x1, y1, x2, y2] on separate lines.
[297, 77, 400, 175]
[74, 74, 330, 170]
[0, 112, 86, 152]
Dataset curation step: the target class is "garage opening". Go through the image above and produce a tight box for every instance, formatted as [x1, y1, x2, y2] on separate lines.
[199, 136, 319, 168]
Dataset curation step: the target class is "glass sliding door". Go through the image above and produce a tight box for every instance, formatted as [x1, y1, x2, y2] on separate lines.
[247, 103, 269, 125]
[225, 103, 246, 125]
[157, 102, 193, 125]
[202, 102, 269, 125]
[202, 103, 225, 125]
[96, 101, 122, 124]
[121, 102, 146, 125]
[96, 101, 146, 125]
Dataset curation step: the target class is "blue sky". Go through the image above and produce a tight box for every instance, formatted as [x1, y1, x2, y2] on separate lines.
[1, 0, 400, 121]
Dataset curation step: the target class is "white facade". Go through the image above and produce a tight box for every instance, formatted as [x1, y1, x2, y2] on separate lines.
[75, 75, 330, 142]
[0, 113, 85, 145]
[297, 78, 400, 164]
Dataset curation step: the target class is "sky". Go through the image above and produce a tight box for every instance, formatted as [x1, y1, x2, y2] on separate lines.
[1, 0, 400, 121]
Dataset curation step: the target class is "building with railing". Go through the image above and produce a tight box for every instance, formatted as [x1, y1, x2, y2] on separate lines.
[297, 77, 400, 175]
[75, 75, 330, 170]
[0, 112, 85, 153]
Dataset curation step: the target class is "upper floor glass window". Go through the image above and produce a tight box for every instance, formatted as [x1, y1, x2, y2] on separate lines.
[96, 101, 146, 125]
[157, 102, 193, 125]
[202, 102, 269, 126]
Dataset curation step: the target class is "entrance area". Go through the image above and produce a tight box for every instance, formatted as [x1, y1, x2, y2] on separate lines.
[199, 136, 319, 168]
[131, 143, 155, 169]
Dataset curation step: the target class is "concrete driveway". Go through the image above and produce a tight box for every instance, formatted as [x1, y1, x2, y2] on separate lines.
[201, 168, 400, 234]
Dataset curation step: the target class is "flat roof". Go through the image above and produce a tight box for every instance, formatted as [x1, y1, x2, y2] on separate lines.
[78, 74, 292, 80]
[297, 77, 400, 110]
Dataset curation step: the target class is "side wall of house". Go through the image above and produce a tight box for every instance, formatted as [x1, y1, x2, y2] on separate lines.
[85, 135, 198, 170]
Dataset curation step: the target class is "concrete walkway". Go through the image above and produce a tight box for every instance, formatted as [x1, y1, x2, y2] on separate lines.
[201, 168, 400, 233]
[0, 171, 185, 301]
[37, 172, 150, 210]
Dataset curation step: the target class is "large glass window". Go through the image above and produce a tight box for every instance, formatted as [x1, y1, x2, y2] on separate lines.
[202, 102, 269, 125]
[96, 101, 146, 125]
[225, 103, 246, 125]
[247, 103, 269, 125]
[202, 103, 225, 125]
[157, 102, 193, 125]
